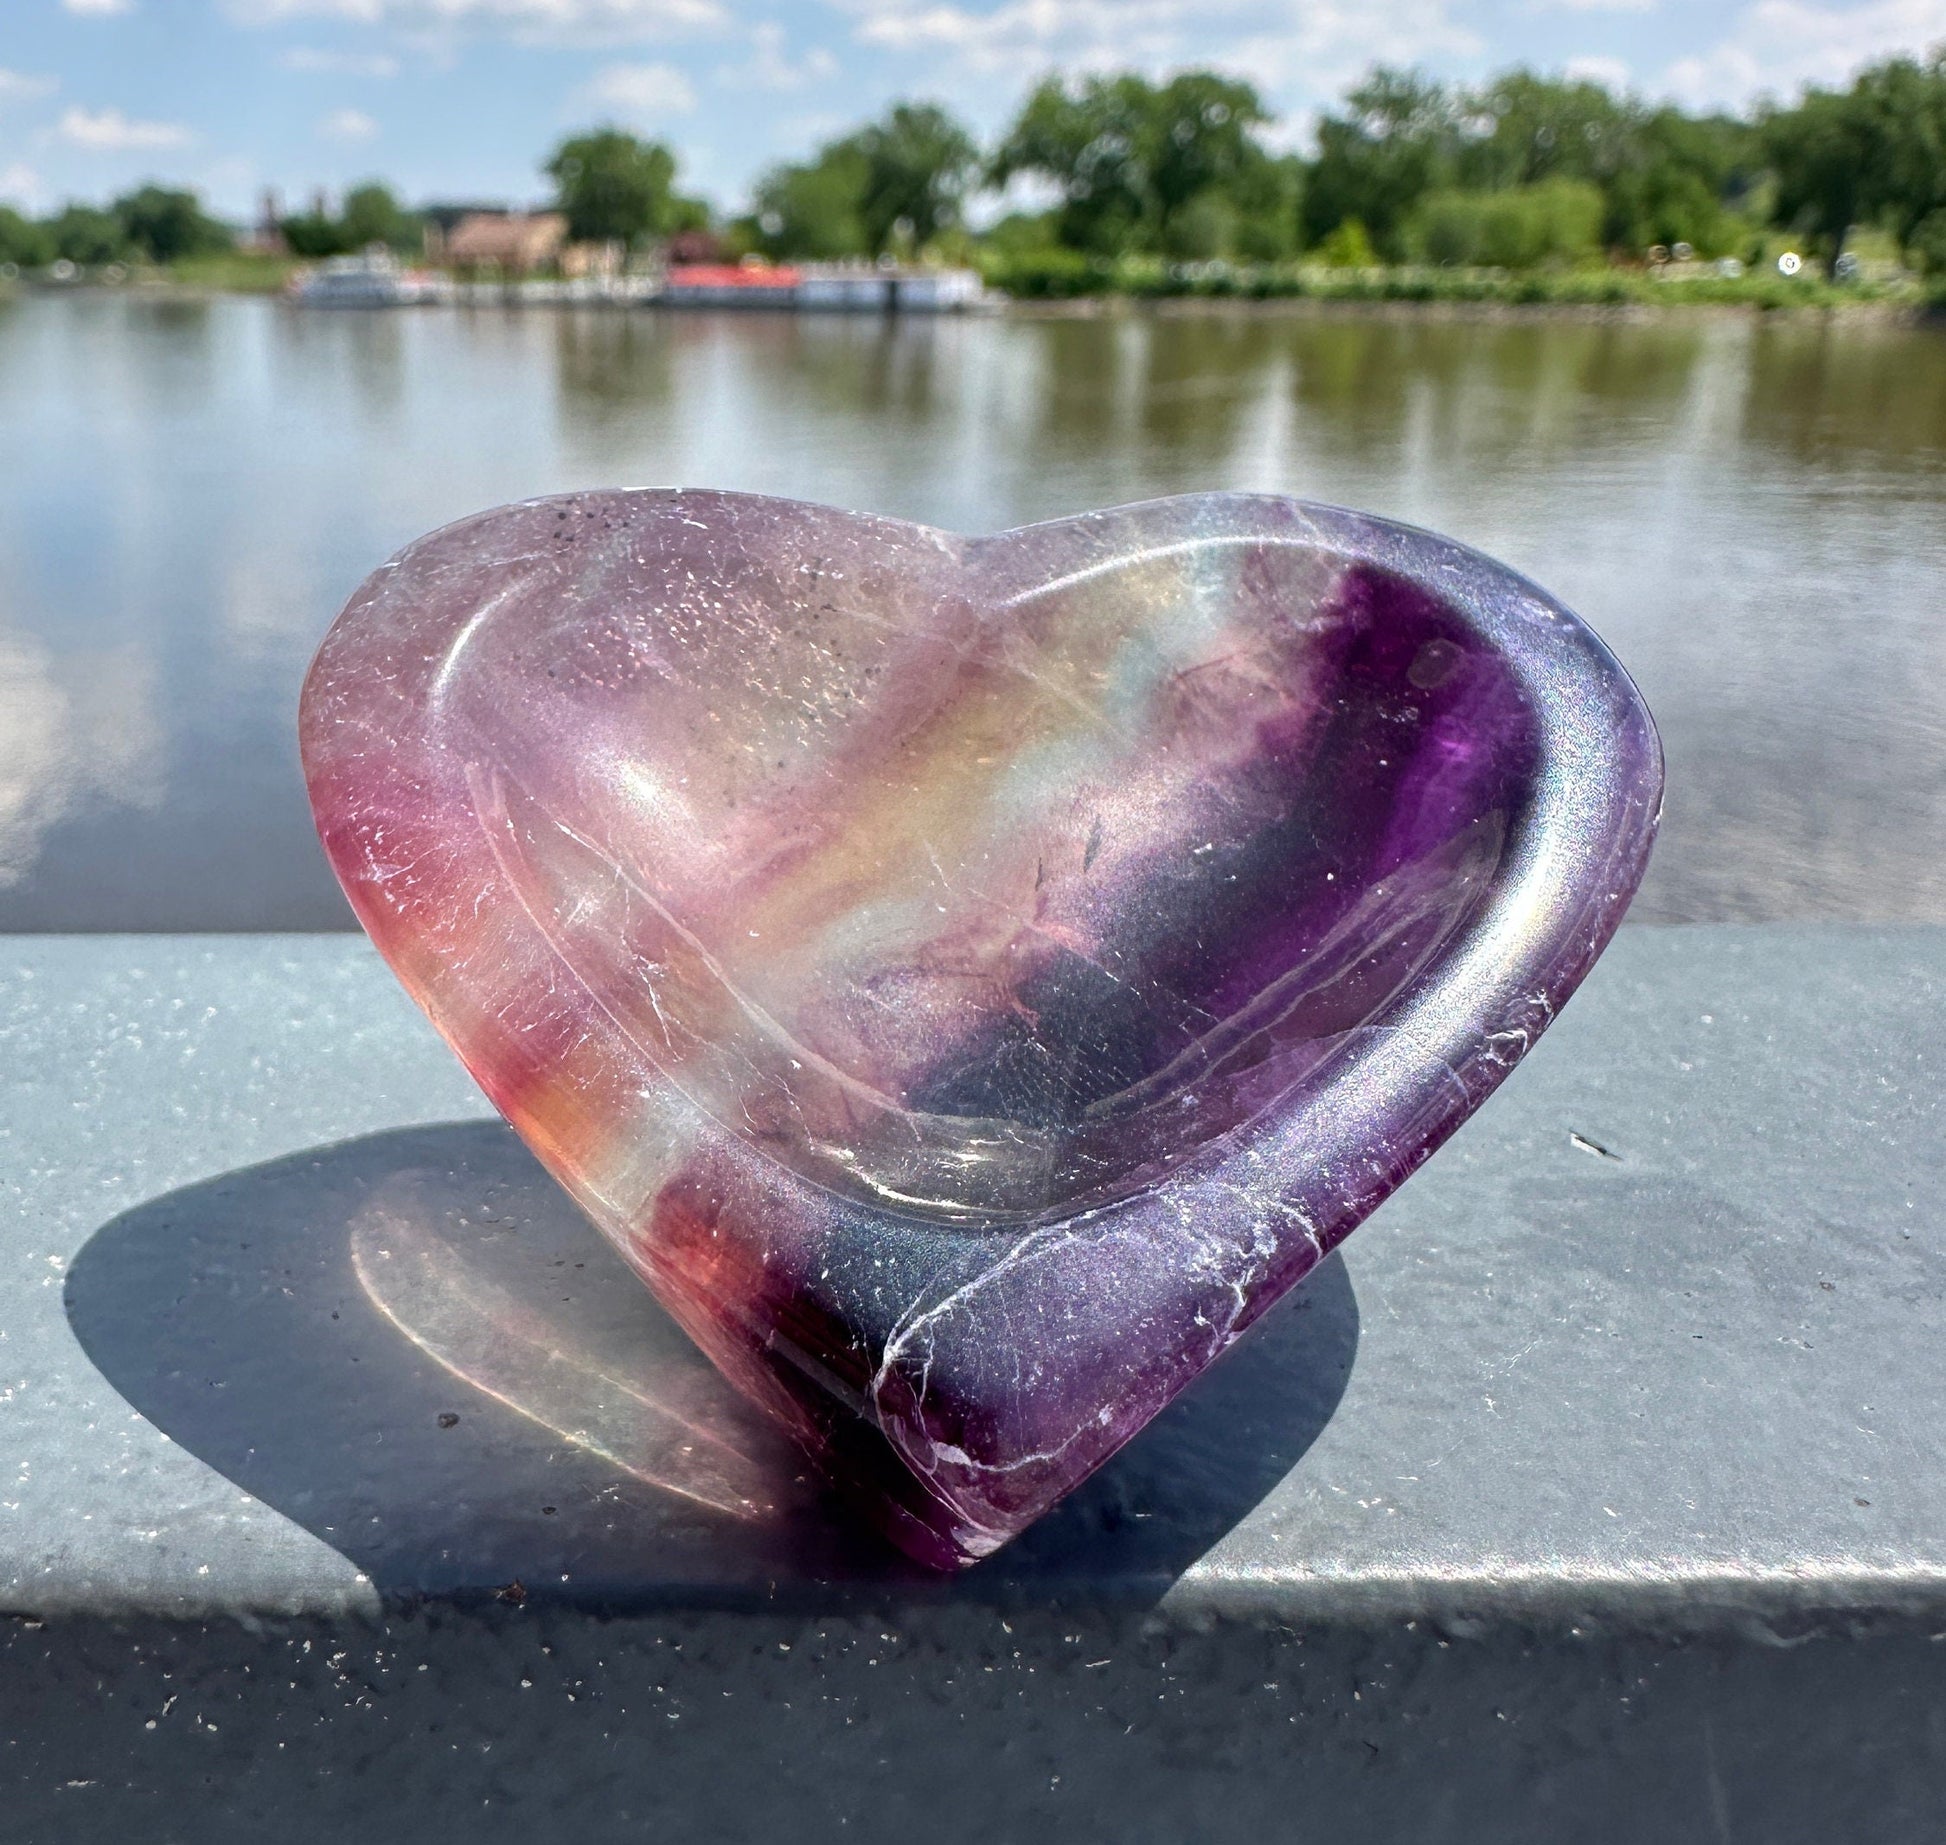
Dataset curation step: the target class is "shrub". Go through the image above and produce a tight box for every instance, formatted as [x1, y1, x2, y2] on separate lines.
[0, 206, 52, 268]
[1410, 180, 1604, 268]
[1909, 209, 1946, 276]
[112, 186, 232, 263]
[50, 205, 130, 267]
[280, 213, 354, 259]
[1315, 218, 1377, 266]
[978, 247, 1108, 297]
[1162, 190, 1240, 261]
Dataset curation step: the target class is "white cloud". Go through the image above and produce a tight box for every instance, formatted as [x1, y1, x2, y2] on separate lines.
[1664, 0, 1946, 105]
[55, 105, 193, 151]
[580, 59, 698, 116]
[0, 164, 43, 210]
[279, 45, 402, 75]
[966, 166, 1060, 224]
[319, 105, 381, 139]
[716, 22, 840, 90]
[62, 0, 136, 15]
[845, 0, 1477, 95]
[0, 69, 57, 106]
[0, 631, 163, 893]
[226, 0, 730, 42]
[1533, 0, 1656, 13]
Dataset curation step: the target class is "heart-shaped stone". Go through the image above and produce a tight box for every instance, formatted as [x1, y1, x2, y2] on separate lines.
[301, 490, 1660, 1568]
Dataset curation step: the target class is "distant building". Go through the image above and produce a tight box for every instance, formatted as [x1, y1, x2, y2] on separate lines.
[426, 210, 568, 275]
[419, 202, 509, 239]
[665, 227, 732, 265]
[560, 239, 625, 280]
[238, 188, 287, 258]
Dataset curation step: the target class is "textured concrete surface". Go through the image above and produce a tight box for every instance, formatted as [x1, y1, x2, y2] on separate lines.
[0, 927, 1941, 1840]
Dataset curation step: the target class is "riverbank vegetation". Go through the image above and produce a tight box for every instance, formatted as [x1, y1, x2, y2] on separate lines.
[3, 53, 1943, 305]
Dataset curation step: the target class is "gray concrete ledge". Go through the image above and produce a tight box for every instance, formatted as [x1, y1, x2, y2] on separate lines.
[0, 927, 1941, 1840]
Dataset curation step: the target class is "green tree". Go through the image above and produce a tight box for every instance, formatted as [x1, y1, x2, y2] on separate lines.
[1227, 153, 1305, 261]
[1603, 107, 1759, 253]
[339, 182, 419, 252]
[1305, 67, 1759, 262]
[991, 70, 1283, 257]
[977, 209, 1063, 259]
[746, 103, 976, 259]
[1762, 55, 1946, 270]
[990, 74, 1153, 253]
[1457, 72, 1635, 192]
[1763, 80, 1889, 270]
[1411, 179, 1604, 267]
[0, 206, 52, 268]
[1162, 190, 1240, 261]
[279, 211, 353, 258]
[50, 205, 129, 266]
[1857, 54, 1946, 258]
[545, 130, 685, 246]
[1304, 70, 1463, 259]
[850, 102, 978, 253]
[1143, 73, 1276, 232]
[665, 192, 712, 236]
[1912, 207, 1946, 273]
[750, 142, 871, 259]
[112, 186, 231, 263]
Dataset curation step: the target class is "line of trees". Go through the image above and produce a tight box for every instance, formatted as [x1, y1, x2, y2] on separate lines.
[3, 52, 1943, 278]
[0, 177, 426, 268]
[278, 182, 419, 257]
[0, 184, 232, 270]
[742, 55, 1945, 275]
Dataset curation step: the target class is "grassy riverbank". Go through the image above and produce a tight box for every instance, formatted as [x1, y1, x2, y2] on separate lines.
[7, 251, 1936, 320]
[981, 251, 1944, 313]
[158, 252, 301, 293]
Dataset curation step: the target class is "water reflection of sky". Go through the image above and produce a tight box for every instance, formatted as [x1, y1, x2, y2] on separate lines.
[1, 292, 1942, 927]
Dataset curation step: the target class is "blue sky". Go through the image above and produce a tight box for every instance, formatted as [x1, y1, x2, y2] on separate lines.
[2, 0, 1942, 220]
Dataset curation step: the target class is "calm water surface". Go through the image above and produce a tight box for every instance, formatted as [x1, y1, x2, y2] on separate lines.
[3, 292, 1943, 928]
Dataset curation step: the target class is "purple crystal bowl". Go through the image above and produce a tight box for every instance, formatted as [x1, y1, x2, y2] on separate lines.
[300, 490, 1662, 1568]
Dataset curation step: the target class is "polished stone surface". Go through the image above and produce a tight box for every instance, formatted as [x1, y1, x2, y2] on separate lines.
[301, 491, 1659, 1564]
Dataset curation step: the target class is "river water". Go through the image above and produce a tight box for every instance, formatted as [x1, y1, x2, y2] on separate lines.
[2, 291, 1942, 928]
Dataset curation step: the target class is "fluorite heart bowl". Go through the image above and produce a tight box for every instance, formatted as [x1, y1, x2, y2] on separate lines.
[300, 489, 1661, 1568]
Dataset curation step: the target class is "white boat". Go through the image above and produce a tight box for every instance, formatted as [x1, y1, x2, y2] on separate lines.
[890, 268, 987, 312]
[799, 267, 893, 311]
[796, 264, 989, 313]
[290, 249, 449, 308]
